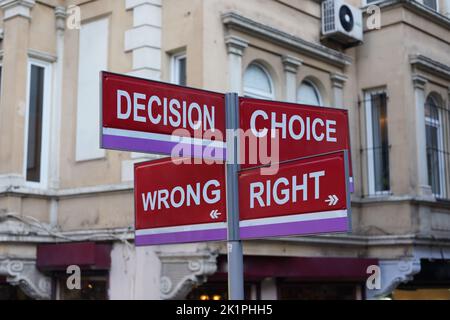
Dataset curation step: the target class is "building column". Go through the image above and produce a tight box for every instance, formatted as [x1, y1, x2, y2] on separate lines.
[0, 0, 35, 185]
[412, 75, 433, 197]
[330, 72, 348, 109]
[125, 0, 162, 80]
[282, 55, 302, 103]
[225, 35, 248, 94]
[48, 6, 65, 191]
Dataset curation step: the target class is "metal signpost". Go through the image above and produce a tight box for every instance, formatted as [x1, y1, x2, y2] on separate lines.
[225, 93, 244, 300]
[101, 72, 353, 301]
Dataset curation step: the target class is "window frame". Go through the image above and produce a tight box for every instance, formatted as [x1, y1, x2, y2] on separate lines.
[425, 95, 446, 198]
[362, 0, 385, 6]
[420, 0, 439, 11]
[364, 88, 391, 196]
[23, 58, 52, 188]
[243, 62, 275, 100]
[170, 52, 187, 86]
[297, 80, 323, 107]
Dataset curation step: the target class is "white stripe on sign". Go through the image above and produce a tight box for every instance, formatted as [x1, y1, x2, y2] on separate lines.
[239, 209, 348, 228]
[135, 221, 227, 236]
[103, 127, 226, 148]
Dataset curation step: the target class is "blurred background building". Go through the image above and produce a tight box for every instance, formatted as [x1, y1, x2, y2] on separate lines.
[0, 0, 449, 300]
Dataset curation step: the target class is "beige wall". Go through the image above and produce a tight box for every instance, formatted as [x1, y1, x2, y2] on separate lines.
[0, 0, 449, 261]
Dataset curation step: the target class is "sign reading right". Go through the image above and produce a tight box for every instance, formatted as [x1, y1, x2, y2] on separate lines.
[238, 151, 350, 239]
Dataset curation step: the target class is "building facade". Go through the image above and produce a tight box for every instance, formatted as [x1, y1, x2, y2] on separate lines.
[0, 0, 449, 300]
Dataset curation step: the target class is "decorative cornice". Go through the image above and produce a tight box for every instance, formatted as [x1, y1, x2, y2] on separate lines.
[0, 0, 35, 21]
[365, 0, 450, 30]
[126, 0, 161, 10]
[0, 259, 51, 300]
[281, 55, 303, 73]
[330, 72, 348, 89]
[157, 250, 218, 300]
[54, 6, 66, 31]
[410, 54, 450, 82]
[28, 49, 57, 63]
[365, 259, 421, 299]
[224, 35, 249, 57]
[412, 74, 428, 90]
[222, 11, 352, 68]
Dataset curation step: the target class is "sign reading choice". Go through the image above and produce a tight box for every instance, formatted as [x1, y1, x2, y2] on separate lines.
[134, 152, 350, 246]
[239, 97, 353, 189]
[101, 72, 226, 160]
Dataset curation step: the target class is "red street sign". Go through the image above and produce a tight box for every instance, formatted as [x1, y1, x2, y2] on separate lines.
[134, 158, 227, 246]
[101, 72, 226, 160]
[239, 97, 352, 173]
[238, 152, 350, 239]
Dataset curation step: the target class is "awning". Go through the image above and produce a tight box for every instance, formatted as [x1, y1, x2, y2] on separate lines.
[36, 242, 112, 272]
[212, 255, 378, 282]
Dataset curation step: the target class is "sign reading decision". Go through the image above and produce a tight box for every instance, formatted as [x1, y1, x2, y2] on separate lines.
[101, 72, 226, 160]
[134, 152, 350, 246]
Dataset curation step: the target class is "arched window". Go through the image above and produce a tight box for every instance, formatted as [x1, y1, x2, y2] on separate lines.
[425, 94, 445, 197]
[297, 80, 322, 106]
[243, 63, 274, 100]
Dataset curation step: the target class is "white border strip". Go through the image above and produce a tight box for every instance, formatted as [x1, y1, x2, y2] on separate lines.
[239, 210, 348, 228]
[103, 127, 226, 148]
[136, 221, 227, 236]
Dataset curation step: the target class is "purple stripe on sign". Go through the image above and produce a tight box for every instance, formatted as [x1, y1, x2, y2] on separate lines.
[135, 228, 227, 246]
[349, 179, 355, 193]
[240, 217, 348, 239]
[102, 134, 226, 160]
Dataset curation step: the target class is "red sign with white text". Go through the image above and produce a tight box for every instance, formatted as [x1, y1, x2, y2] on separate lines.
[239, 153, 347, 220]
[238, 152, 350, 239]
[102, 72, 225, 137]
[101, 72, 226, 159]
[134, 158, 227, 246]
[239, 97, 352, 172]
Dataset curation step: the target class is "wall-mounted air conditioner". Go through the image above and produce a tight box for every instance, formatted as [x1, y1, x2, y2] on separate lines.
[322, 0, 363, 45]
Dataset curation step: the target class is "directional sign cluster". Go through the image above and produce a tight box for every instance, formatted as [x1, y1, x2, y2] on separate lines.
[101, 72, 352, 246]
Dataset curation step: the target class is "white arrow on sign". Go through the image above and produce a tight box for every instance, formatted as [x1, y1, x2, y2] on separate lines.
[210, 210, 222, 220]
[325, 195, 339, 206]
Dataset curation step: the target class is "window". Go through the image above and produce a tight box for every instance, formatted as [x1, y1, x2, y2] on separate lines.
[243, 63, 274, 100]
[425, 95, 446, 198]
[75, 18, 108, 161]
[57, 273, 108, 300]
[297, 80, 322, 106]
[365, 90, 390, 195]
[422, 0, 438, 11]
[171, 52, 186, 86]
[364, 0, 383, 4]
[24, 60, 51, 186]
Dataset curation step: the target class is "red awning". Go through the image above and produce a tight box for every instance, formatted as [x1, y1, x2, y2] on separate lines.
[36, 242, 112, 272]
[212, 255, 378, 282]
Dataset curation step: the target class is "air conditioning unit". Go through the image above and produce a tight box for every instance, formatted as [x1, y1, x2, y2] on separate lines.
[322, 0, 363, 45]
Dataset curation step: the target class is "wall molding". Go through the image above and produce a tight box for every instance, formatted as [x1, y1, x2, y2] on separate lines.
[0, 258, 51, 299]
[0, 0, 35, 21]
[410, 54, 450, 82]
[222, 11, 352, 68]
[157, 250, 218, 300]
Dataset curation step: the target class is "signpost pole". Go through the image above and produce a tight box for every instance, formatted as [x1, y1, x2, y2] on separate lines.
[225, 92, 244, 300]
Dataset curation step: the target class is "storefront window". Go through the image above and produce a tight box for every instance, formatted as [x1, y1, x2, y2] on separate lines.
[57, 274, 108, 300]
